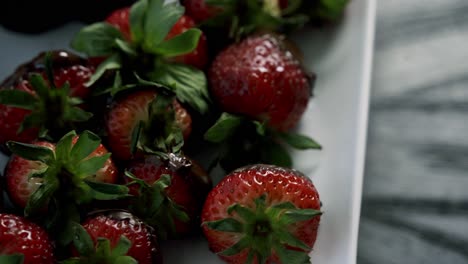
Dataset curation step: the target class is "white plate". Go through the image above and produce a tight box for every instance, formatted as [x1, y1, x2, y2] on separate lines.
[0, 0, 376, 263]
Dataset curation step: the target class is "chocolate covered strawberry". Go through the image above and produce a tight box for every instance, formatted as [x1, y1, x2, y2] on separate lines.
[0, 51, 94, 150]
[124, 154, 211, 238]
[106, 89, 192, 161]
[66, 210, 161, 264]
[3, 130, 127, 244]
[202, 164, 321, 264]
[0, 213, 55, 264]
[204, 33, 320, 170]
[72, 0, 211, 114]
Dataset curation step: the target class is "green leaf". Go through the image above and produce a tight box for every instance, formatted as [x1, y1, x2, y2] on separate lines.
[65, 107, 93, 122]
[253, 121, 266, 136]
[29, 73, 51, 97]
[279, 132, 322, 150]
[274, 244, 311, 264]
[143, 0, 184, 53]
[150, 62, 209, 113]
[70, 130, 102, 162]
[115, 38, 138, 56]
[71, 22, 124, 56]
[18, 112, 42, 134]
[25, 177, 58, 216]
[204, 113, 243, 143]
[75, 153, 111, 177]
[111, 236, 132, 257]
[281, 209, 322, 225]
[85, 180, 129, 196]
[130, 0, 148, 44]
[314, 0, 349, 20]
[204, 218, 244, 233]
[130, 121, 144, 155]
[6, 141, 55, 164]
[115, 256, 138, 264]
[227, 204, 256, 220]
[153, 28, 202, 57]
[96, 238, 112, 256]
[85, 181, 130, 201]
[71, 222, 95, 256]
[86, 53, 122, 87]
[0, 89, 37, 110]
[219, 236, 250, 256]
[0, 254, 25, 264]
[275, 230, 310, 251]
[55, 131, 77, 161]
[270, 201, 296, 210]
[260, 141, 292, 168]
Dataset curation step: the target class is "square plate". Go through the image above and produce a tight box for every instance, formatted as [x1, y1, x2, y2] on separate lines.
[0, 0, 376, 263]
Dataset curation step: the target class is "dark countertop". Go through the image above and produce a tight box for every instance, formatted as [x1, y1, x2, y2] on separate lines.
[358, 1, 468, 263]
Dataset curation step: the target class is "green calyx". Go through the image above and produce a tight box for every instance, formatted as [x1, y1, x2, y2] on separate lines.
[71, 0, 210, 114]
[60, 223, 137, 264]
[200, 0, 349, 40]
[203, 112, 321, 172]
[200, 0, 308, 40]
[0, 53, 93, 141]
[6, 130, 129, 245]
[204, 195, 322, 264]
[125, 171, 190, 239]
[128, 89, 185, 158]
[0, 254, 25, 264]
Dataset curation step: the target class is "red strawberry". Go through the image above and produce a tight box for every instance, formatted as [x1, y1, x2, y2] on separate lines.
[105, 8, 208, 69]
[3, 130, 127, 245]
[105, 7, 131, 40]
[0, 81, 39, 147]
[166, 15, 209, 69]
[106, 89, 192, 161]
[124, 154, 211, 238]
[183, 0, 222, 23]
[68, 210, 161, 264]
[209, 33, 312, 132]
[0, 213, 55, 264]
[4, 134, 118, 209]
[0, 51, 95, 149]
[202, 164, 321, 264]
[4, 141, 55, 209]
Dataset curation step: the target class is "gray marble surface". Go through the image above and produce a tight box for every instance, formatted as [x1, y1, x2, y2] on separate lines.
[358, 0, 468, 263]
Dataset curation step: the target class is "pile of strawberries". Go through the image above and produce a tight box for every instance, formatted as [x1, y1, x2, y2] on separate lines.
[0, 0, 349, 263]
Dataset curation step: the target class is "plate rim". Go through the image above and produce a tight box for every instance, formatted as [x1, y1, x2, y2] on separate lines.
[347, 0, 377, 262]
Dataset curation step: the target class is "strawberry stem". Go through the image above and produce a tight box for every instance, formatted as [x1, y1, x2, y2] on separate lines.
[204, 194, 322, 264]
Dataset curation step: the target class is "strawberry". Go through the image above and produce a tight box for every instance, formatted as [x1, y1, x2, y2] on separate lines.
[106, 89, 192, 161]
[124, 154, 211, 238]
[204, 33, 320, 170]
[201, 164, 322, 264]
[72, 0, 211, 115]
[67, 210, 162, 264]
[0, 81, 39, 150]
[182, 0, 349, 40]
[182, 0, 222, 23]
[0, 213, 54, 264]
[3, 131, 127, 245]
[105, 7, 208, 68]
[4, 141, 56, 209]
[166, 15, 209, 69]
[0, 51, 95, 151]
[209, 33, 311, 132]
[104, 7, 132, 41]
